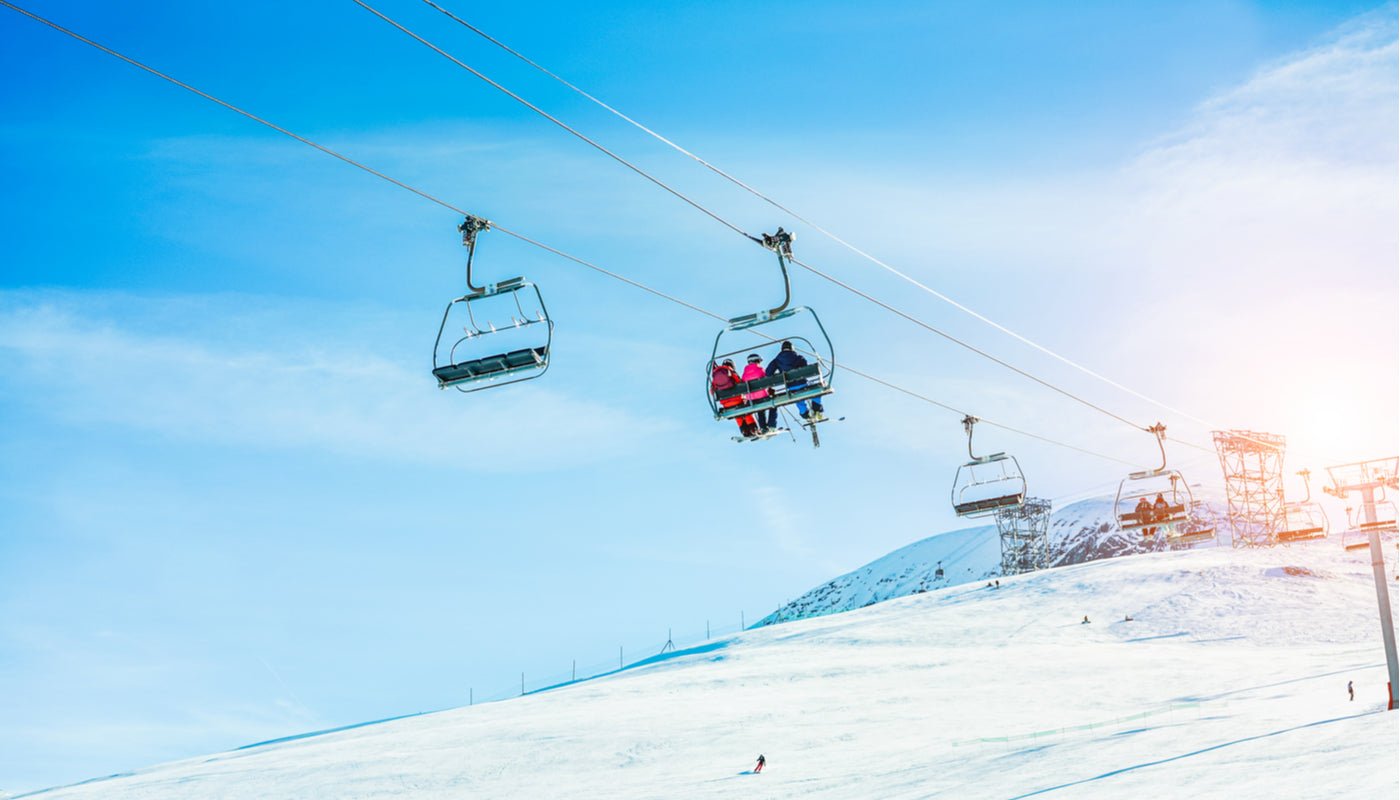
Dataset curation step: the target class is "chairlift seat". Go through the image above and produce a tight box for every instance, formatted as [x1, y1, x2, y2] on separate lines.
[953, 494, 1025, 516]
[783, 364, 821, 383]
[1118, 504, 1187, 530]
[1278, 527, 1325, 542]
[434, 346, 547, 388]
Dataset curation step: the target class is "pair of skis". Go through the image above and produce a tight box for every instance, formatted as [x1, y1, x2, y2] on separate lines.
[730, 412, 844, 448]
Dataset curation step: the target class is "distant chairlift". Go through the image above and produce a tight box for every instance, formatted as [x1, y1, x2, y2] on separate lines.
[1277, 469, 1329, 543]
[1325, 458, 1398, 551]
[1343, 498, 1398, 551]
[1115, 423, 1210, 541]
[707, 229, 835, 444]
[432, 216, 552, 393]
[1174, 499, 1217, 545]
[950, 416, 1027, 518]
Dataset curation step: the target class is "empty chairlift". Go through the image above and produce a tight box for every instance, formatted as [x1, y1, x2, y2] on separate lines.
[1173, 500, 1217, 545]
[1343, 499, 1397, 551]
[950, 416, 1027, 518]
[707, 229, 835, 444]
[432, 217, 552, 393]
[1277, 469, 1329, 543]
[1115, 423, 1208, 540]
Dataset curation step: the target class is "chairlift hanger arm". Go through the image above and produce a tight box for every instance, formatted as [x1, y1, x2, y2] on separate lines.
[459, 215, 491, 294]
[963, 415, 981, 461]
[1146, 422, 1168, 473]
[760, 228, 794, 317]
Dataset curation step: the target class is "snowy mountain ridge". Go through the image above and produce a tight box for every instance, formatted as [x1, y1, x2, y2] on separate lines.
[759, 494, 1230, 626]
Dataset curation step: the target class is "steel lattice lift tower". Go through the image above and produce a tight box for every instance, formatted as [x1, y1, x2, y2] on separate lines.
[1212, 430, 1287, 548]
[997, 497, 1052, 576]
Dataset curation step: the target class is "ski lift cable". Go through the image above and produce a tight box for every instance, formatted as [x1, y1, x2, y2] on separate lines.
[358, 0, 1221, 455]
[0, 0, 470, 219]
[1, 0, 1134, 469]
[348, 0, 759, 244]
[786, 254, 1151, 434]
[417, 0, 1240, 442]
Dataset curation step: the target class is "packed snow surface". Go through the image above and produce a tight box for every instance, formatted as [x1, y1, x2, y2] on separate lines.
[21, 539, 1398, 799]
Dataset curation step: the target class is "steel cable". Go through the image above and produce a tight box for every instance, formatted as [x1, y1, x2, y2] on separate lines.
[357, 1, 1221, 456]
[414, 0, 1287, 461]
[0, 0, 1137, 469]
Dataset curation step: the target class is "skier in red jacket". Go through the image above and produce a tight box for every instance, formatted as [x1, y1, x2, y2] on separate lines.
[711, 359, 757, 437]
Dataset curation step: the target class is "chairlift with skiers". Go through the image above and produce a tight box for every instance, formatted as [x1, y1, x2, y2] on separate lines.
[707, 229, 835, 444]
[1115, 423, 1207, 540]
[950, 416, 1027, 518]
[432, 217, 553, 393]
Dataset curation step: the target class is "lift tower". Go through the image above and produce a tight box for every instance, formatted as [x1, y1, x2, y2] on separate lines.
[997, 497, 1051, 576]
[1212, 430, 1286, 548]
[1325, 458, 1399, 541]
[1325, 457, 1400, 711]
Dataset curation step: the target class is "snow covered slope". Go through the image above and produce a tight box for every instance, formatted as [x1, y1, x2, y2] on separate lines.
[19, 539, 1397, 799]
[759, 496, 1229, 626]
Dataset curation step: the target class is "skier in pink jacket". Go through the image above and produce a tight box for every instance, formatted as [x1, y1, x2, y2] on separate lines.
[742, 354, 777, 433]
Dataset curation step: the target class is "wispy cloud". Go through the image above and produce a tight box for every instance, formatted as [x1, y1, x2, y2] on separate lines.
[0, 293, 675, 471]
[766, 11, 1397, 465]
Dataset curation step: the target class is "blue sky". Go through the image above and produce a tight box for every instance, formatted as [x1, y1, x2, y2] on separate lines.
[1, 0, 1396, 792]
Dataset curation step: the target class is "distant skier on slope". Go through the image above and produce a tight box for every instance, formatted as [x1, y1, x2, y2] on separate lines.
[1348, 680, 1354, 701]
[754, 754, 766, 773]
[1082, 615, 1091, 624]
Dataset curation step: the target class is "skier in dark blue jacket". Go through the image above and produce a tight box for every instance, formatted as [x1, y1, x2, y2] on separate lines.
[766, 341, 825, 421]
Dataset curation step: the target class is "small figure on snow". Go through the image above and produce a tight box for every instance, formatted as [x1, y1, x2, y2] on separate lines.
[742, 354, 777, 433]
[1082, 615, 1091, 624]
[1124, 615, 1134, 622]
[1348, 680, 1354, 701]
[766, 341, 825, 422]
[754, 754, 766, 773]
[712, 358, 758, 437]
[995, 580, 1000, 588]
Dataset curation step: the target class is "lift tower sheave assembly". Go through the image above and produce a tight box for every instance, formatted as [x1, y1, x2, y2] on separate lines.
[1326, 457, 1399, 543]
